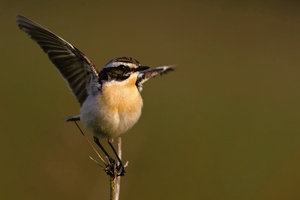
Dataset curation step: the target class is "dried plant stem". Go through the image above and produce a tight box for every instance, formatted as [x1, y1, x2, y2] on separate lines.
[110, 138, 122, 200]
[73, 121, 124, 200]
[74, 121, 106, 166]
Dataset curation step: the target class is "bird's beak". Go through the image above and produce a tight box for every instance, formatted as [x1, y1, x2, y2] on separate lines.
[136, 65, 150, 71]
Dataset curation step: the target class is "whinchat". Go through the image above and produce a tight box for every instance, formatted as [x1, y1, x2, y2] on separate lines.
[16, 15, 174, 176]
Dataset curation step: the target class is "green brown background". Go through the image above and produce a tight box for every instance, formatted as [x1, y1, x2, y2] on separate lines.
[1, 1, 300, 199]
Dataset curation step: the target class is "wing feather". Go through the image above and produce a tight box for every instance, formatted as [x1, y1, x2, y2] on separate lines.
[16, 15, 98, 106]
[136, 65, 175, 92]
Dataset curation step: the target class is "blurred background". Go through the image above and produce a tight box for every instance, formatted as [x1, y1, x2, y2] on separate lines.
[1, 0, 300, 199]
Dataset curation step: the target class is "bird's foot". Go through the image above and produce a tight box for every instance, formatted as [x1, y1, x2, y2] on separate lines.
[116, 163, 126, 176]
[103, 156, 126, 176]
[103, 156, 116, 176]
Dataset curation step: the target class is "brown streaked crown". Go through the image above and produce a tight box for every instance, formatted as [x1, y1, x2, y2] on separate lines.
[105, 57, 140, 67]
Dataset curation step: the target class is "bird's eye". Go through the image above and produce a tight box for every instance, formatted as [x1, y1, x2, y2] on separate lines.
[119, 65, 126, 70]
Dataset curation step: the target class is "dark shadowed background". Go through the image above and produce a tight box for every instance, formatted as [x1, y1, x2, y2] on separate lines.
[1, 1, 300, 200]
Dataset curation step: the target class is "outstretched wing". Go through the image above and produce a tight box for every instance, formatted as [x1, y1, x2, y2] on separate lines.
[136, 65, 175, 92]
[16, 15, 98, 106]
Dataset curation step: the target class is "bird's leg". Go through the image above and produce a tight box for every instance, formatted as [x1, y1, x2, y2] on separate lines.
[93, 136, 116, 173]
[108, 139, 126, 176]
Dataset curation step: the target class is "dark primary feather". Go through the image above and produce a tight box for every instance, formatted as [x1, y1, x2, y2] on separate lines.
[136, 65, 175, 92]
[16, 15, 98, 106]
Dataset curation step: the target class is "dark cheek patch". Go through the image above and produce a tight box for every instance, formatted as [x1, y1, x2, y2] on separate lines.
[98, 68, 130, 82]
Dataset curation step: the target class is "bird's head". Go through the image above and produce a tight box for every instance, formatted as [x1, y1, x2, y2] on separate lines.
[99, 57, 149, 82]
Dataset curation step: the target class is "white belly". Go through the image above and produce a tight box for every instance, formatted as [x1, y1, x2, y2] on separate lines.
[80, 78, 143, 140]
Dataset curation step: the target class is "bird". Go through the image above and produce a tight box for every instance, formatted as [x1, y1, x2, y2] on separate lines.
[16, 15, 174, 176]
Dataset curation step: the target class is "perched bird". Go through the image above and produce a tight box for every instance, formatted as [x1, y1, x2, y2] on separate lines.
[16, 15, 174, 175]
